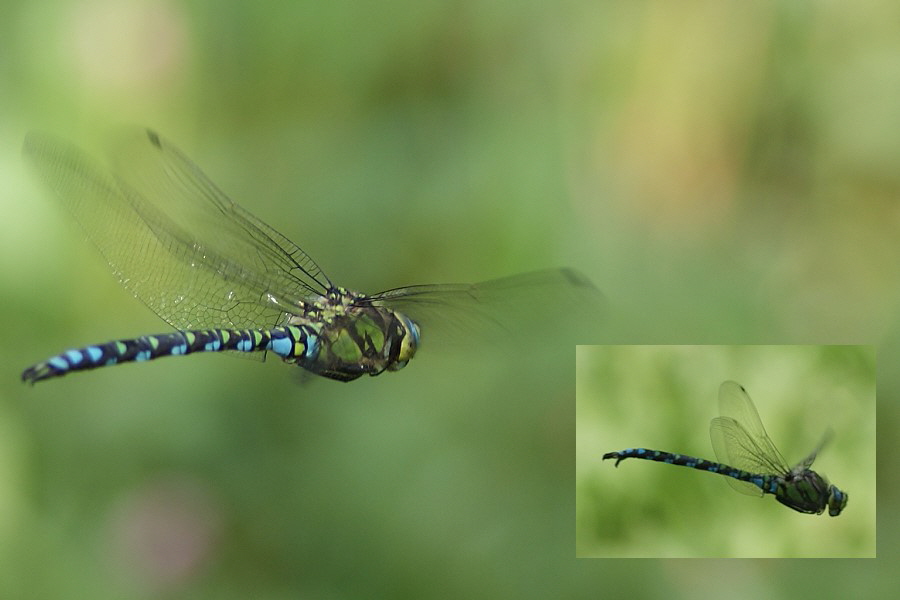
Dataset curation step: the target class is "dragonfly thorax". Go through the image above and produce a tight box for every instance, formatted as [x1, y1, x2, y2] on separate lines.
[286, 289, 420, 381]
[774, 469, 847, 516]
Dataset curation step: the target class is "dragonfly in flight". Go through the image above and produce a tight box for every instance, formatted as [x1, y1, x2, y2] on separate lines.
[22, 130, 604, 383]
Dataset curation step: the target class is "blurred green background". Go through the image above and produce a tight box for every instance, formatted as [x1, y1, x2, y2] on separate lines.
[577, 345, 875, 558]
[0, 0, 897, 597]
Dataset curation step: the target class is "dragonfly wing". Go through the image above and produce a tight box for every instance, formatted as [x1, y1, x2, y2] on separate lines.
[110, 130, 332, 296]
[709, 417, 768, 496]
[24, 130, 323, 333]
[709, 381, 793, 496]
[367, 268, 606, 347]
[792, 429, 833, 471]
[717, 381, 790, 471]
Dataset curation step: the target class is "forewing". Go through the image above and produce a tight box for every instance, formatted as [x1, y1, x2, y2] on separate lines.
[709, 381, 791, 495]
[716, 381, 789, 471]
[24, 130, 324, 332]
[792, 429, 833, 472]
[367, 268, 606, 347]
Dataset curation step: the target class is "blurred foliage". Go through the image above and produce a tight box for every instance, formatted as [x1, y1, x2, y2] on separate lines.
[577, 345, 875, 558]
[0, 0, 897, 598]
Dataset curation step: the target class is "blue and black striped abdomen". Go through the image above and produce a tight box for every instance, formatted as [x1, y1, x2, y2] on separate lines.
[22, 326, 317, 384]
[602, 448, 777, 494]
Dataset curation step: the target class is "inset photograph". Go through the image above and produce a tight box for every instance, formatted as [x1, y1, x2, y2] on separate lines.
[576, 345, 874, 558]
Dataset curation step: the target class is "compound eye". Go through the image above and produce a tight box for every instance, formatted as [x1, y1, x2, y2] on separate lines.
[395, 314, 419, 363]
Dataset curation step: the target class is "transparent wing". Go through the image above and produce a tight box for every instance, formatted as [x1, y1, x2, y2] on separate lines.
[792, 429, 832, 472]
[709, 380, 791, 496]
[24, 130, 327, 332]
[366, 268, 606, 347]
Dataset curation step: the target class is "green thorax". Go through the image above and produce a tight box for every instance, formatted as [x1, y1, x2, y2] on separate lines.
[287, 287, 420, 381]
[774, 468, 848, 516]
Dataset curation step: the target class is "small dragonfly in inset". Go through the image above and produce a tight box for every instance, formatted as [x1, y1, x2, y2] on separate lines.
[603, 381, 847, 516]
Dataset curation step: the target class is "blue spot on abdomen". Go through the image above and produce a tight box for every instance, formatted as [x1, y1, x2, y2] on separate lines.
[269, 335, 292, 357]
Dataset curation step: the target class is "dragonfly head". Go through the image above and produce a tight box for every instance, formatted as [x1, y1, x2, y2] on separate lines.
[386, 312, 420, 371]
[827, 485, 848, 517]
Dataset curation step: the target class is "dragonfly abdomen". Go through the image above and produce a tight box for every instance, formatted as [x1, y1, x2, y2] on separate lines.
[22, 326, 317, 384]
[602, 448, 778, 494]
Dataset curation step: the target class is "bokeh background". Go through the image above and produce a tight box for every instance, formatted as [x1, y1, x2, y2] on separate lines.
[577, 345, 875, 558]
[0, 0, 897, 597]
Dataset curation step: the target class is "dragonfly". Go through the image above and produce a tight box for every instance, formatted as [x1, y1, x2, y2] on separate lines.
[603, 381, 848, 516]
[21, 129, 603, 384]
